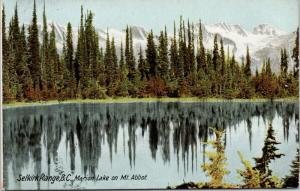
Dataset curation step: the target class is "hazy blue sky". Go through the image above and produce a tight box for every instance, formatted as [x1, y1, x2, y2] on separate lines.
[4, 0, 299, 33]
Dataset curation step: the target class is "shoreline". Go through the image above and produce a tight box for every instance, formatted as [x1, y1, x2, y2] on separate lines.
[2, 97, 299, 109]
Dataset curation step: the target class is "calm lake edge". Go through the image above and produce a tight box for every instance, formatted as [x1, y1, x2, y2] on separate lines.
[3, 97, 299, 109]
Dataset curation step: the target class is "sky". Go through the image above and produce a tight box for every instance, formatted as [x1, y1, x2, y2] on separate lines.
[3, 0, 299, 33]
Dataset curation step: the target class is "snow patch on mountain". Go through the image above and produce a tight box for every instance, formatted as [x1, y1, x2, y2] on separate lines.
[253, 24, 286, 36]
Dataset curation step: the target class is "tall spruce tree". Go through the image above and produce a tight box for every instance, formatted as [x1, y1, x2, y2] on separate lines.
[104, 31, 112, 87]
[117, 42, 129, 96]
[48, 24, 59, 93]
[41, 3, 49, 89]
[10, 3, 24, 99]
[74, 6, 85, 86]
[111, 37, 118, 86]
[177, 17, 185, 82]
[253, 123, 284, 186]
[63, 22, 76, 97]
[170, 22, 179, 80]
[125, 26, 130, 74]
[129, 27, 136, 80]
[265, 58, 272, 77]
[244, 46, 251, 77]
[28, 0, 42, 91]
[2, 5, 8, 61]
[138, 46, 146, 81]
[220, 38, 225, 76]
[185, 21, 195, 77]
[280, 48, 288, 78]
[212, 34, 219, 71]
[146, 30, 157, 77]
[197, 21, 206, 72]
[125, 27, 136, 82]
[157, 28, 169, 81]
[292, 28, 299, 78]
[106, 35, 119, 96]
[65, 22, 74, 74]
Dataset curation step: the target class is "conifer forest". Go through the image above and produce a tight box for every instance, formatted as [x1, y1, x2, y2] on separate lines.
[2, 1, 299, 103]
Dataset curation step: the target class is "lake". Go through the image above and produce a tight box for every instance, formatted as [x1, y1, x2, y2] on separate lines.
[3, 101, 299, 189]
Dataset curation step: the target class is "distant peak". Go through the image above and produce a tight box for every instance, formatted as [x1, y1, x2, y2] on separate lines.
[252, 24, 285, 36]
[206, 22, 248, 37]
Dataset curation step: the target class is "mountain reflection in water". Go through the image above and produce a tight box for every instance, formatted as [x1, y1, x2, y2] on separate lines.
[3, 101, 299, 189]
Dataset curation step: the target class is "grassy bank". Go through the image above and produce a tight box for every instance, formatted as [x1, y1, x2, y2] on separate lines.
[2, 97, 298, 108]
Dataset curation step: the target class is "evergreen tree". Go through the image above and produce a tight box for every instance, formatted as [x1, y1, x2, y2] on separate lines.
[104, 31, 112, 87]
[90, 18, 100, 83]
[138, 46, 146, 81]
[185, 21, 195, 77]
[41, 3, 49, 89]
[196, 21, 206, 72]
[62, 22, 76, 98]
[74, 6, 85, 86]
[119, 42, 125, 71]
[97, 47, 106, 86]
[117, 42, 129, 96]
[253, 123, 284, 187]
[111, 37, 118, 81]
[265, 58, 273, 77]
[170, 22, 179, 80]
[244, 46, 251, 77]
[10, 4, 25, 95]
[125, 26, 130, 73]
[2, 5, 7, 60]
[65, 22, 74, 74]
[292, 28, 299, 78]
[83, 11, 96, 84]
[283, 149, 300, 188]
[129, 28, 136, 78]
[103, 32, 118, 96]
[107, 37, 119, 96]
[146, 30, 157, 77]
[28, 0, 42, 91]
[280, 48, 288, 78]
[48, 24, 59, 96]
[125, 27, 136, 82]
[220, 38, 225, 76]
[212, 34, 219, 71]
[177, 17, 186, 88]
[157, 28, 169, 81]
[11, 3, 20, 56]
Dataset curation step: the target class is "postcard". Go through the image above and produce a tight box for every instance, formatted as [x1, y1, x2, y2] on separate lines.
[1, 0, 299, 189]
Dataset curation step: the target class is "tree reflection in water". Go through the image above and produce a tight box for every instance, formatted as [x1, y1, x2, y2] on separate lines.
[3, 101, 299, 189]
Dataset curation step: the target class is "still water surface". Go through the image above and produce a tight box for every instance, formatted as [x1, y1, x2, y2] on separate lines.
[3, 101, 299, 189]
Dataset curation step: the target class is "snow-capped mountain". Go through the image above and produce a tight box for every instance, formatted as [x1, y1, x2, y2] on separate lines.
[200, 22, 296, 73]
[253, 24, 286, 36]
[34, 22, 297, 73]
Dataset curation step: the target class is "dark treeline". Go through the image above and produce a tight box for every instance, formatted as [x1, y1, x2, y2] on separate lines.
[2, 2, 299, 102]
